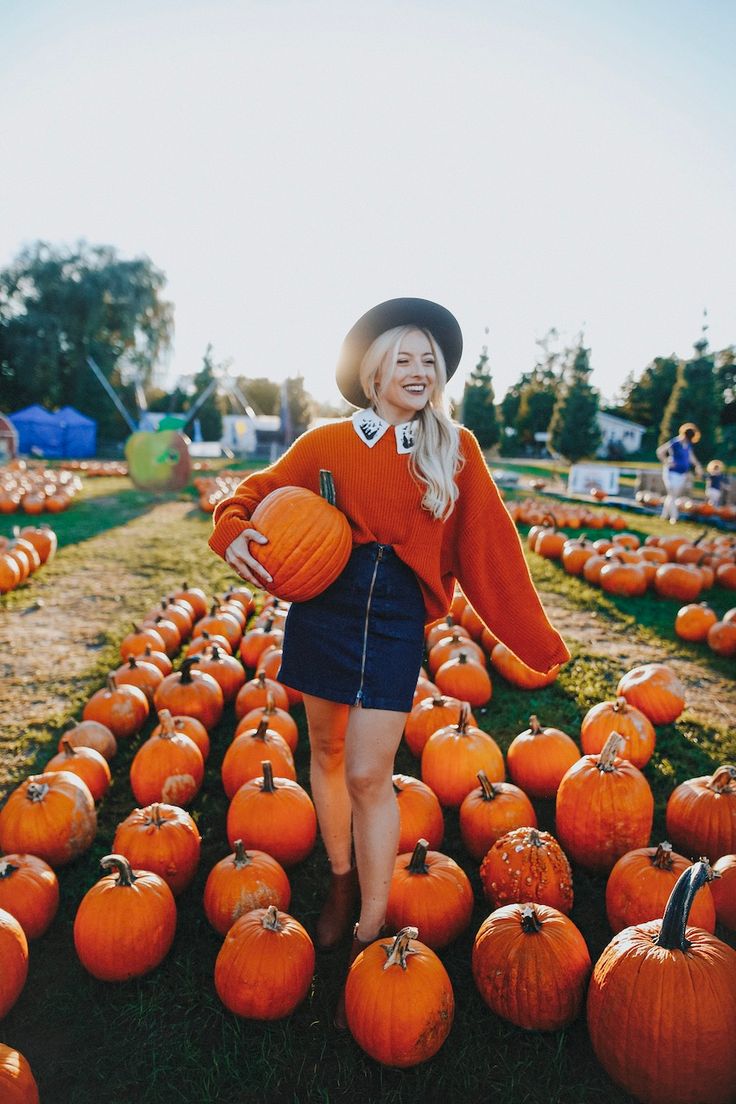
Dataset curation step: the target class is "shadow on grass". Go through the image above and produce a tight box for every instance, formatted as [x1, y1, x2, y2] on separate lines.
[0, 488, 178, 550]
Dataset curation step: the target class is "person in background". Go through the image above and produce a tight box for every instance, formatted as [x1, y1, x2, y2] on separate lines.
[208, 297, 570, 1028]
[656, 422, 704, 524]
[705, 459, 727, 508]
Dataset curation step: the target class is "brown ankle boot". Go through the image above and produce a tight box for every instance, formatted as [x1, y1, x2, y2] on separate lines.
[334, 925, 375, 1031]
[315, 867, 359, 951]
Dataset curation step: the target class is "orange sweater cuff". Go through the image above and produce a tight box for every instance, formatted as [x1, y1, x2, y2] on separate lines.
[208, 514, 249, 558]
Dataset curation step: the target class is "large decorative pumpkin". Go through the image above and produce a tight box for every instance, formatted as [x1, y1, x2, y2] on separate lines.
[0, 853, 59, 939]
[616, 662, 686, 725]
[385, 839, 473, 949]
[479, 827, 574, 914]
[247, 470, 352, 602]
[555, 732, 654, 873]
[506, 715, 579, 799]
[0, 907, 29, 1018]
[665, 764, 736, 862]
[112, 803, 201, 896]
[421, 703, 504, 807]
[226, 761, 317, 867]
[204, 840, 291, 935]
[0, 770, 97, 867]
[393, 774, 444, 852]
[73, 854, 177, 981]
[605, 841, 716, 934]
[580, 696, 655, 769]
[0, 1043, 39, 1104]
[459, 771, 537, 861]
[214, 904, 314, 1019]
[129, 710, 205, 807]
[587, 862, 736, 1104]
[344, 927, 454, 1068]
[472, 903, 591, 1031]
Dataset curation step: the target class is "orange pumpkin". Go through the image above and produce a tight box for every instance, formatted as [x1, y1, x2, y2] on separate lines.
[665, 764, 736, 862]
[194, 643, 246, 702]
[73, 854, 177, 981]
[385, 838, 473, 949]
[403, 694, 475, 758]
[129, 710, 205, 807]
[605, 841, 716, 934]
[204, 840, 291, 935]
[59, 719, 117, 761]
[234, 671, 290, 717]
[433, 651, 492, 706]
[616, 662, 686, 725]
[150, 713, 210, 761]
[393, 774, 444, 852]
[0, 770, 97, 867]
[479, 826, 574, 914]
[236, 691, 298, 754]
[247, 471, 352, 602]
[44, 738, 111, 801]
[221, 718, 296, 798]
[580, 697, 655, 769]
[674, 601, 718, 642]
[214, 904, 314, 1019]
[506, 714, 579, 799]
[0, 853, 59, 940]
[344, 927, 454, 1068]
[421, 703, 504, 807]
[707, 619, 736, 657]
[0, 1043, 40, 1104]
[113, 802, 202, 896]
[113, 654, 164, 704]
[472, 903, 591, 1031]
[459, 771, 537, 861]
[153, 657, 224, 731]
[555, 733, 654, 873]
[653, 563, 703, 602]
[226, 761, 317, 867]
[0, 907, 28, 1018]
[710, 853, 736, 929]
[83, 673, 150, 739]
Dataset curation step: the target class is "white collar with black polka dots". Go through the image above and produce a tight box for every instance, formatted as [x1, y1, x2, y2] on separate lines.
[351, 409, 417, 453]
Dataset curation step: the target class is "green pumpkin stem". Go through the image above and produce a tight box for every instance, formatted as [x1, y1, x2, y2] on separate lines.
[100, 853, 137, 887]
[655, 861, 709, 952]
[407, 839, 430, 875]
[382, 926, 419, 971]
[319, 469, 337, 507]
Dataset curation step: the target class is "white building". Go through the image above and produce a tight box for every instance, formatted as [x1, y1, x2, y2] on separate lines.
[596, 412, 646, 457]
[220, 414, 281, 454]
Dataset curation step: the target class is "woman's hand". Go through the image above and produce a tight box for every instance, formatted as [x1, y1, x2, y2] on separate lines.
[224, 528, 273, 588]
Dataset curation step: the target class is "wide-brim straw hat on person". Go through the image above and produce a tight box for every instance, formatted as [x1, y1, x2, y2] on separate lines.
[707, 459, 724, 474]
[678, 422, 701, 443]
[336, 297, 463, 409]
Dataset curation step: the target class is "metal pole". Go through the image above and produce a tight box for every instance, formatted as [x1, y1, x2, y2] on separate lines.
[86, 357, 138, 433]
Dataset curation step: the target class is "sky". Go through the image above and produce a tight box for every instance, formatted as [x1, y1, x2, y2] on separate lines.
[1, 0, 734, 411]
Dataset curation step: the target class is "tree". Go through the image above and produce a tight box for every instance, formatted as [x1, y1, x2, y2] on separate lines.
[186, 346, 224, 441]
[716, 347, 736, 464]
[501, 329, 561, 450]
[280, 377, 312, 445]
[0, 241, 173, 440]
[461, 337, 499, 450]
[236, 377, 280, 416]
[617, 356, 678, 429]
[548, 339, 602, 462]
[659, 329, 722, 462]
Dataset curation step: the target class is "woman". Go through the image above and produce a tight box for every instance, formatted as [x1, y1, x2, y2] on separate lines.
[656, 423, 704, 524]
[208, 298, 569, 1026]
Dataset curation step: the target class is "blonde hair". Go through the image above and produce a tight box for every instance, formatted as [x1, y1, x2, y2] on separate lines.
[359, 325, 463, 520]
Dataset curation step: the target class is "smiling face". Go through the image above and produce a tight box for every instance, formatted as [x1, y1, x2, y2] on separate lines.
[374, 328, 437, 424]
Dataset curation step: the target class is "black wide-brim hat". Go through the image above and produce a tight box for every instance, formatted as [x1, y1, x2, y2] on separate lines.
[336, 297, 463, 408]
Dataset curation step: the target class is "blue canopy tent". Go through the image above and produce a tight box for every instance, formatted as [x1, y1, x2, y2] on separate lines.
[9, 404, 97, 458]
[56, 406, 97, 458]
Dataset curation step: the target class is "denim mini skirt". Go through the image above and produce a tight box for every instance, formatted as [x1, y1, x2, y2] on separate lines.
[277, 543, 426, 712]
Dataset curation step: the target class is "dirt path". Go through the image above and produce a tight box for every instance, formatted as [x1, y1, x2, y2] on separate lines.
[0, 501, 198, 789]
[539, 588, 736, 727]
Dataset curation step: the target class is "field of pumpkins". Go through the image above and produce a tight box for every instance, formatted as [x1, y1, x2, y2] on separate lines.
[0, 476, 734, 1104]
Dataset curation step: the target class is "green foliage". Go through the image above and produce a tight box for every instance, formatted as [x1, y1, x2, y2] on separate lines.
[548, 340, 602, 462]
[0, 241, 173, 440]
[617, 356, 678, 428]
[283, 376, 313, 442]
[659, 336, 722, 461]
[236, 376, 280, 415]
[461, 340, 499, 449]
[189, 345, 224, 441]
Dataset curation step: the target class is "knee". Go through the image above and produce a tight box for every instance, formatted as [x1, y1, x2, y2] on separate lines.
[346, 763, 391, 804]
[309, 730, 345, 772]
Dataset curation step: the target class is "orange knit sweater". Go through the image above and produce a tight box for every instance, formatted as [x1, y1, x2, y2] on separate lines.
[209, 421, 570, 674]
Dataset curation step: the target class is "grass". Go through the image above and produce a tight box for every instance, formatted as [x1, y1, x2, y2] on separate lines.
[1, 485, 734, 1103]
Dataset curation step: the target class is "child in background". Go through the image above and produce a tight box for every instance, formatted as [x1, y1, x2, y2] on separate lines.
[705, 459, 727, 508]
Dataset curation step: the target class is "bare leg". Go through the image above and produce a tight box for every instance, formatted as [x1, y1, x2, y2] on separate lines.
[302, 694, 352, 874]
[344, 706, 407, 940]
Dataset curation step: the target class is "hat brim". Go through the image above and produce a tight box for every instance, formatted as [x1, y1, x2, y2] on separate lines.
[336, 297, 463, 408]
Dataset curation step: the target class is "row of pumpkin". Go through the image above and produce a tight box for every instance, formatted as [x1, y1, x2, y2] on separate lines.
[1, 579, 736, 1099]
[0, 526, 57, 596]
[0, 464, 81, 515]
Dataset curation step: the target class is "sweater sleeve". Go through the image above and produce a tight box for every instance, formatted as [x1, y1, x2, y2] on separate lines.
[449, 431, 570, 674]
[208, 430, 321, 559]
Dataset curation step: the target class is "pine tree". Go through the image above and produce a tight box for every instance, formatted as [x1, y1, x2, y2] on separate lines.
[548, 339, 602, 462]
[461, 339, 499, 450]
[659, 323, 722, 462]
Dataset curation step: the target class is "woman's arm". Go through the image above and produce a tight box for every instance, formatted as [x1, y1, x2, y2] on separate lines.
[655, 440, 671, 463]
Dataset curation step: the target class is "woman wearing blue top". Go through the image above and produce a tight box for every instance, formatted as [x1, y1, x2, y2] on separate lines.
[656, 423, 703, 523]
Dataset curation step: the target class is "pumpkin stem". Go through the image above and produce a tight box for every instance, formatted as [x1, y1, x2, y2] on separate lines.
[106, 673, 119, 693]
[707, 764, 736, 794]
[655, 861, 709, 951]
[520, 905, 543, 934]
[60, 737, 78, 758]
[527, 828, 543, 848]
[26, 781, 50, 803]
[456, 701, 470, 734]
[597, 731, 624, 771]
[254, 717, 270, 742]
[179, 656, 200, 683]
[157, 709, 176, 739]
[264, 690, 276, 715]
[0, 860, 19, 878]
[261, 904, 283, 932]
[127, 655, 139, 669]
[100, 853, 138, 887]
[256, 672, 267, 689]
[651, 841, 674, 870]
[477, 770, 497, 801]
[528, 715, 542, 735]
[319, 469, 337, 507]
[147, 804, 165, 827]
[430, 694, 449, 709]
[407, 839, 430, 874]
[382, 926, 419, 971]
[613, 696, 628, 713]
[260, 760, 276, 793]
[232, 840, 251, 869]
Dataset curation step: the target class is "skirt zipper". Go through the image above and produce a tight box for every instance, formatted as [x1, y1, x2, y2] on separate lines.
[354, 545, 385, 705]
